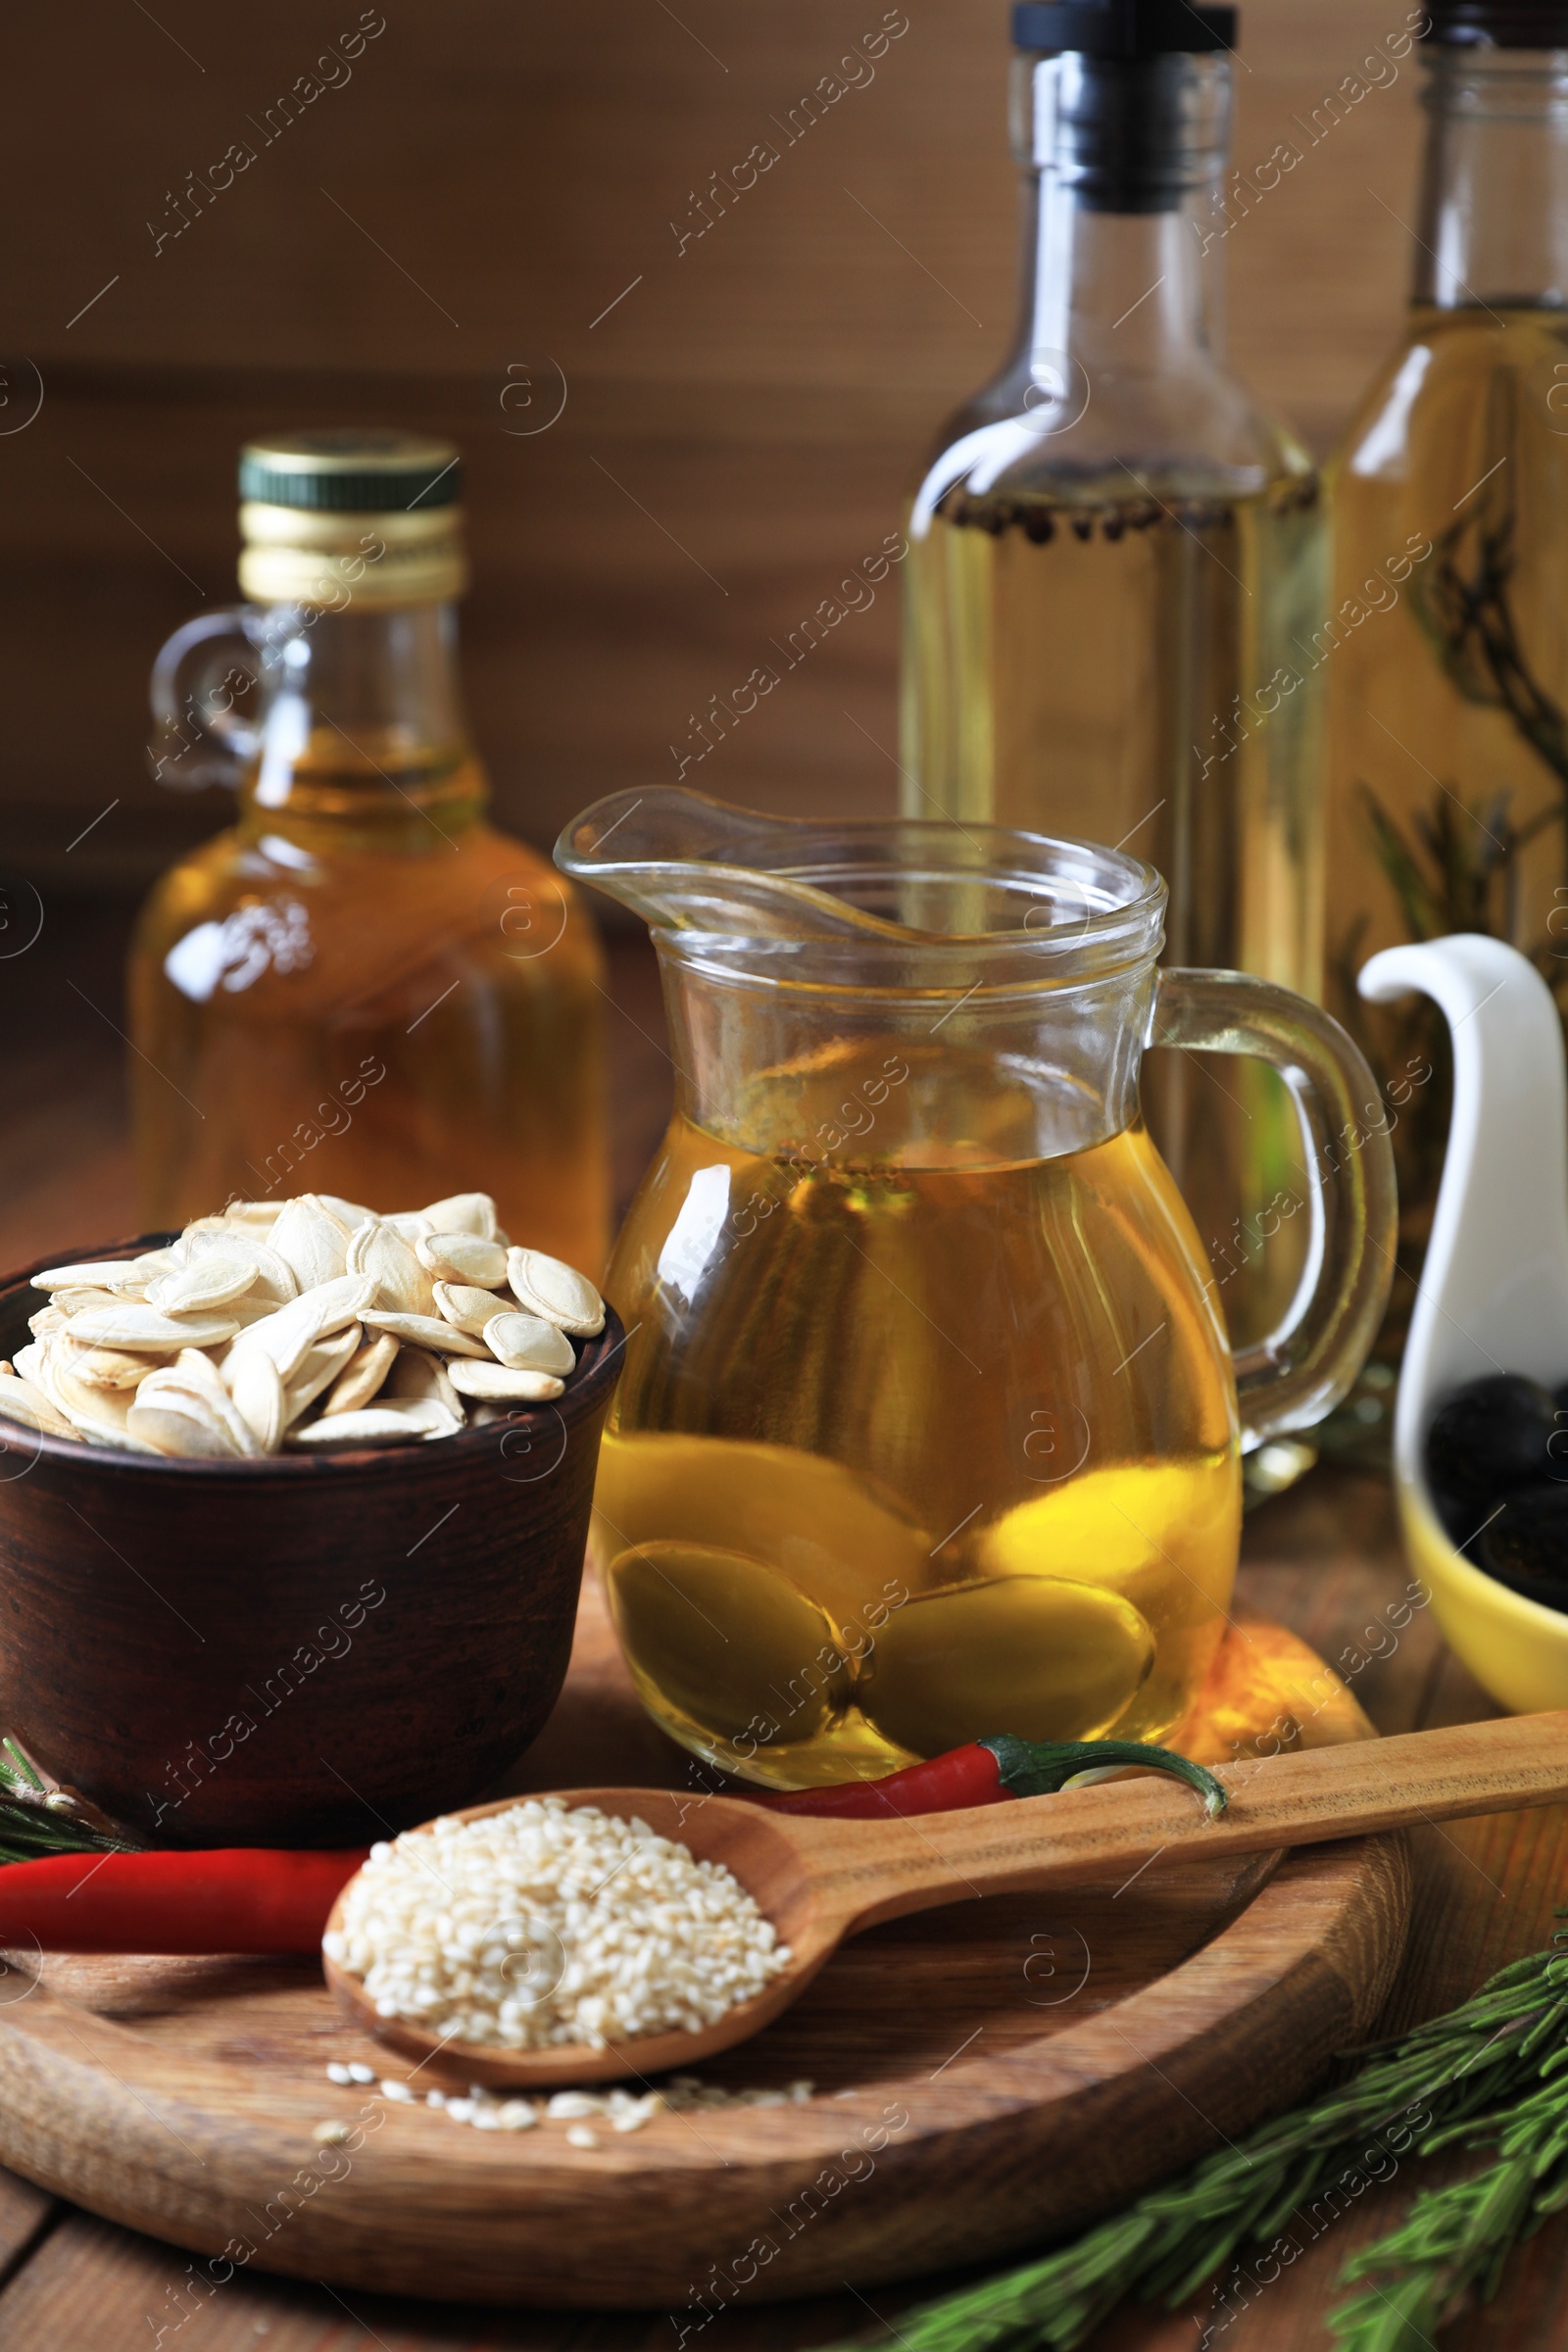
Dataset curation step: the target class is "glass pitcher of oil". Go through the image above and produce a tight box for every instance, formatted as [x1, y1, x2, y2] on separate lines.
[558, 788, 1395, 1788]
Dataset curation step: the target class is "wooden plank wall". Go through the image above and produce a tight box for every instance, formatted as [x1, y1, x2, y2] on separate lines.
[0, 0, 1423, 892]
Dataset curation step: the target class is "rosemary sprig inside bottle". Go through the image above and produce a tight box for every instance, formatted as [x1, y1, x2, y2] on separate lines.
[822, 1928, 1568, 2352]
[0, 1738, 140, 1864]
[1330, 390, 1568, 1369]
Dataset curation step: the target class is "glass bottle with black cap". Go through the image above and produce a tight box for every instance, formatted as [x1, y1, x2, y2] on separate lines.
[901, 0, 1327, 1353]
[1324, 3, 1568, 1354]
[127, 429, 608, 1269]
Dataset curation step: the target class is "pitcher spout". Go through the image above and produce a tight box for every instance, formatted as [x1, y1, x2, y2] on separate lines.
[556, 786, 889, 941]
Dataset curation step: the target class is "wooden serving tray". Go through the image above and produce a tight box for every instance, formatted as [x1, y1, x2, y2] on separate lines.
[0, 1585, 1410, 2308]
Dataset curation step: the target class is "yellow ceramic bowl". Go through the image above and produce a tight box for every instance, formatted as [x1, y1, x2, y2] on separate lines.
[1397, 1474, 1568, 1715]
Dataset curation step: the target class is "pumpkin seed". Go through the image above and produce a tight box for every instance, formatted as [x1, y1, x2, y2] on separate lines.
[226, 1295, 286, 1328]
[46, 1289, 126, 1317]
[506, 1249, 605, 1337]
[447, 1359, 565, 1402]
[382, 1210, 437, 1245]
[218, 1200, 284, 1232]
[72, 1346, 154, 1392]
[386, 1345, 461, 1417]
[41, 1345, 160, 1452]
[146, 1255, 260, 1314]
[347, 1219, 438, 1316]
[288, 1397, 461, 1447]
[128, 1379, 248, 1461]
[420, 1191, 501, 1242]
[432, 1281, 509, 1336]
[62, 1303, 243, 1352]
[317, 1194, 375, 1233]
[0, 1371, 78, 1441]
[182, 1229, 298, 1303]
[359, 1310, 492, 1358]
[30, 1259, 154, 1297]
[226, 1348, 285, 1451]
[485, 1312, 575, 1376]
[21, 1189, 595, 1459]
[147, 1348, 262, 1457]
[416, 1231, 508, 1288]
[321, 1332, 399, 1417]
[227, 1274, 376, 1379]
[270, 1194, 354, 1291]
[130, 1249, 185, 1279]
[281, 1326, 363, 1428]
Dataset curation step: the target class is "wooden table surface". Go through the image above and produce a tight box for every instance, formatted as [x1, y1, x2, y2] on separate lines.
[2, 910, 1565, 2350]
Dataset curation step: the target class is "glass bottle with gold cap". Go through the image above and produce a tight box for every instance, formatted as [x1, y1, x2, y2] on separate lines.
[128, 428, 609, 1267]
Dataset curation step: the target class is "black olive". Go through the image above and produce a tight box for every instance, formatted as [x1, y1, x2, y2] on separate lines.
[1424, 1374, 1560, 1518]
[1477, 1489, 1568, 1612]
[1427, 1478, 1488, 1555]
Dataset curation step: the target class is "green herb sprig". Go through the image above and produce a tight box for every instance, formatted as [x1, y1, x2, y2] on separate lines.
[0, 1737, 140, 1864]
[821, 1930, 1568, 2352]
[1332, 2012, 1568, 2352]
[1327, 381, 1568, 1355]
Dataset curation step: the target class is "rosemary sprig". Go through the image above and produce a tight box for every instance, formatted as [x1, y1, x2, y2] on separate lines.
[1409, 372, 1568, 797]
[0, 1737, 141, 1864]
[1332, 2028, 1568, 2351]
[821, 1933, 1568, 2352]
[1328, 378, 1568, 1346]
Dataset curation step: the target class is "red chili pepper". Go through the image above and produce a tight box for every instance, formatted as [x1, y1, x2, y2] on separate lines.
[756, 1734, 1227, 1821]
[0, 1846, 368, 1953]
[760, 1741, 1009, 1819]
[0, 1740, 1225, 1953]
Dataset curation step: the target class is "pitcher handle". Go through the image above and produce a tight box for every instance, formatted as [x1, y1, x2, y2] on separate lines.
[147, 607, 265, 792]
[1151, 969, 1396, 1449]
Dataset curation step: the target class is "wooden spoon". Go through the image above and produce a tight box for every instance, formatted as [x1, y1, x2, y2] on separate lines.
[325, 1707, 1568, 2088]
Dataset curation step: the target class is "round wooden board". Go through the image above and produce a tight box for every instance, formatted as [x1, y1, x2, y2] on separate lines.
[0, 1586, 1411, 2309]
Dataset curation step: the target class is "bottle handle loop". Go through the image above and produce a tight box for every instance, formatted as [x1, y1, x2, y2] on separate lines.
[148, 608, 265, 792]
[1151, 969, 1396, 1449]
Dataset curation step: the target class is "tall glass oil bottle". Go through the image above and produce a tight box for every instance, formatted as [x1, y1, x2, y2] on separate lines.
[901, 0, 1327, 1352]
[128, 430, 608, 1268]
[1324, 3, 1568, 1350]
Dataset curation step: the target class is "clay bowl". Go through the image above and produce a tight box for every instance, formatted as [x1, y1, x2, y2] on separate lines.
[0, 1235, 623, 1847]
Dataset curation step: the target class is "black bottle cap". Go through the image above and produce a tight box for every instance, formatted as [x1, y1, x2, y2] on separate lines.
[1011, 1, 1237, 55]
[1423, 4, 1568, 38]
[238, 428, 462, 514]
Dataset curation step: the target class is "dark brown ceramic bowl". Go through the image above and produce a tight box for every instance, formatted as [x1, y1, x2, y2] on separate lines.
[0, 1236, 622, 1846]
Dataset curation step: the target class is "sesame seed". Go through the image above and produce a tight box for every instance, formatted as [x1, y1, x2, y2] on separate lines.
[412, 2073, 811, 2136]
[330, 1798, 790, 2052]
[546, 2091, 603, 2119]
